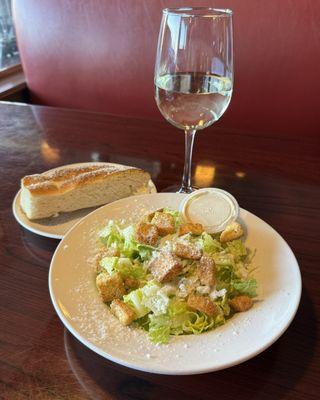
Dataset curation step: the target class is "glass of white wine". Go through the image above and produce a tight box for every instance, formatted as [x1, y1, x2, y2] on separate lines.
[155, 7, 233, 193]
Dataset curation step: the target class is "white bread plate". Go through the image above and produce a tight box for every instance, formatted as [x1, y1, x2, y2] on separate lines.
[12, 162, 157, 239]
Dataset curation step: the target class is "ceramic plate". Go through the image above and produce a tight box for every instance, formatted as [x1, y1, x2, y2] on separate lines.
[49, 193, 301, 375]
[12, 162, 156, 239]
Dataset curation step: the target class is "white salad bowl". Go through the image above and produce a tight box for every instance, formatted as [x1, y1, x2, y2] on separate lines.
[49, 193, 301, 375]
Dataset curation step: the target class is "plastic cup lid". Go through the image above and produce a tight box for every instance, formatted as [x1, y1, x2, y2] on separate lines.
[180, 188, 239, 233]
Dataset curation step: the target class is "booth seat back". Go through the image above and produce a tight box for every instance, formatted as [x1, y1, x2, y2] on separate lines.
[13, 0, 319, 134]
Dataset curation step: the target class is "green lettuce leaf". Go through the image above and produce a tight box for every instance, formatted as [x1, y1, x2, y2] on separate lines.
[100, 256, 118, 275]
[168, 299, 193, 335]
[214, 293, 231, 316]
[144, 293, 169, 316]
[162, 207, 181, 227]
[123, 281, 170, 319]
[121, 225, 156, 260]
[216, 265, 257, 298]
[148, 314, 171, 344]
[99, 220, 156, 261]
[123, 288, 149, 318]
[136, 244, 155, 261]
[100, 256, 147, 281]
[226, 239, 247, 262]
[134, 314, 150, 331]
[232, 278, 257, 297]
[216, 265, 237, 285]
[145, 299, 220, 344]
[99, 221, 123, 249]
[201, 232, 223, 254]
[181, 312, 215, 334]
[212, 253, 236, 267]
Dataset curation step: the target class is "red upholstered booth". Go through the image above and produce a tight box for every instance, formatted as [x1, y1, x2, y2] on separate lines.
[13, 0, 319, 135]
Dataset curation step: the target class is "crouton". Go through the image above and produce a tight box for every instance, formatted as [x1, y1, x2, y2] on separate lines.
[143, 208, 164, 223]
[96, 272, 125, 302]
[135, 222, 159, 246]
[198, 255, 216, 286]
[220, 222, 244, 243]
[110, 299, 135, 325]
[187, 294, 218, 317]
[174, 242, 202, 260]
[229, 295, 253, 312]
[151, 211, 175, 236]
[149, 252, 183, 283]
[124, 277, 140, 289]
[178, 223, 203, 236]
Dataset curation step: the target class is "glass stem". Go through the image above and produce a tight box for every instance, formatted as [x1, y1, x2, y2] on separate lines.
[180, 129, 196, 193]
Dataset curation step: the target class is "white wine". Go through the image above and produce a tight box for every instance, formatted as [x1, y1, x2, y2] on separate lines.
[155, 73, 232, 130]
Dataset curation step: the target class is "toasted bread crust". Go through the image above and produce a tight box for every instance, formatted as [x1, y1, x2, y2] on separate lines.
[187, 294, 218, 316]
[229, 295, 253, 312]
[198, 255, 216, 286]
[21, 163, 150, 196]
[149, 252, 183, 283]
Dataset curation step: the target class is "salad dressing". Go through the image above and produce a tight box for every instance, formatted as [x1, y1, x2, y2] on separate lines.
[181, 188, 239, 233]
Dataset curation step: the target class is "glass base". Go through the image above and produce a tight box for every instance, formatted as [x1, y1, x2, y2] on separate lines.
[161, 184, 199, 193]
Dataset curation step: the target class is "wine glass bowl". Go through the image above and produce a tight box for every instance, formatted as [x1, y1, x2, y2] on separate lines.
[154, 7, 233, 193]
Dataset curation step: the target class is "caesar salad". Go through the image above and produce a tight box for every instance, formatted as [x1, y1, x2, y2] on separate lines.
[94, 208, 257, 344]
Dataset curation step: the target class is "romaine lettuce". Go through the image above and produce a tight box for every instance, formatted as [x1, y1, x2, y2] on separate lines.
[232, 278, 257, 297]
[201, 232, 223, 254]
[100, 256, 147, 281]
[226, 239, 247, 261]
[123, 280, 170, 319]
[214, 293, 231, 316]
[148, 314, 171, 344]
[123, 288, 149, 318]
[99, 221, 123, 249]
[99, 221, 155, 261]
[144, 299, 218, 344]
[216, 264, 257, 298]
[162, 207, 181, 227]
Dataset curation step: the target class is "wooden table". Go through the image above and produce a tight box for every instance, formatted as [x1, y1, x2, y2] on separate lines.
[0, 101, 319, 400]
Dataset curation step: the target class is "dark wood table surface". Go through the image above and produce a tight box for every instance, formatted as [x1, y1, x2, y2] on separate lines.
[0, 101, 319, 400]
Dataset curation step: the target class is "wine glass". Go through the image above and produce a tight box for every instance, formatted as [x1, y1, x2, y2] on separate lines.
[154, 7, 233, 193]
